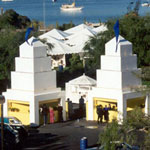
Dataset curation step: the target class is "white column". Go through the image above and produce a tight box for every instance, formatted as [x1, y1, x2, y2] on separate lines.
[117, 95, 127, 123]
[145, 94, 150, 115]
[61, 91, 66, 121]
[87, 92, 94, 120]
[29, 98, 39, 125]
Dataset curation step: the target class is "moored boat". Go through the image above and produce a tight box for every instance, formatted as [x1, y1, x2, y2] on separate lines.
[2, 0, 13, 1]
[141, 2, 150, 6]
[60, 2, 83, 11]
[52, 0, 57, 3]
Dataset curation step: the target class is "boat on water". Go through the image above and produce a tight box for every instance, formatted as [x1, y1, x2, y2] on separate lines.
[141, 1, 150, 6]
[52, 0, 56, 3]
[60, 2, 83, 11]
[2, 0, 13, 1]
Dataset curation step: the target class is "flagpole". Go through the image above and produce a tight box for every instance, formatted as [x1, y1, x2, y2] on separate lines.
[43, 0, 46, 32]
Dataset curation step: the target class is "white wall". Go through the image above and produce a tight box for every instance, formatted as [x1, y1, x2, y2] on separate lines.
[122, 70, 141, 89]
[15, 57, 51, 73]
[66, 83, 93, 103]
[11, 72, 34, 91]
[101, 55, 137, 71]
[19, 44, 47, 58]
[105, 37, 132, 57]
[97, 69, 122, 89]
[34, 57, 51, 72]
[34, 71, 56, 92]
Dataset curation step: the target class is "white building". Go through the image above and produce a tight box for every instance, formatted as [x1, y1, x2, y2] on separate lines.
[87, 35, 150, 122]
[39, 23, 108, 69]
[3, 37, 65, 125]
[66, 74, 96, 103]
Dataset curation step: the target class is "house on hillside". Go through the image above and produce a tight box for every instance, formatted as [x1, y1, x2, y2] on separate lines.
[39, 23, 107, 69]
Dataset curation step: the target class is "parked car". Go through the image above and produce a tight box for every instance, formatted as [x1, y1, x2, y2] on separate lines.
[0, 117, 28, 140]
[0, 123, 20, 150]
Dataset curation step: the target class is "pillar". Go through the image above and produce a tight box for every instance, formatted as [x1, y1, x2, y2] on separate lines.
[87, 92, 94, 120]
[30, 99, 39, 125]
[145, 94, 150, 115]
[117, 95, 127, 123]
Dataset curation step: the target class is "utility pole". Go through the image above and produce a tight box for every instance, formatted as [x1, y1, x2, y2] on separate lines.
[0, 95, 5, 150]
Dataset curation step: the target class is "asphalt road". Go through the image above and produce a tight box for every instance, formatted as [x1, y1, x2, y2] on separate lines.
[22, 119, 105, 150]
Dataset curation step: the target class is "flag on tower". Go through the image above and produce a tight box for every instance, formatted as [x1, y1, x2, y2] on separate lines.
[113, 20, 119, 52]
[25, 27, 34, 44]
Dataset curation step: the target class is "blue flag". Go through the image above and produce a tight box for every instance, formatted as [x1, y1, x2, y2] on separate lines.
[113, 20, 119, 52]
[25, 27, 34, 44]
[114, 20, 119, 42]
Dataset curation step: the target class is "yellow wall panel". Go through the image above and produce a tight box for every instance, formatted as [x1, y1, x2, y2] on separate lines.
[86, 101, 88, 120]
[127, 97, 145, 113]
[8, 100, 30, 125]
[93, 98, 118, 123]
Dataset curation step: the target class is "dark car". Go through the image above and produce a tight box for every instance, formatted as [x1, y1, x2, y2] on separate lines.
[0, 123, 20, 150]
[0, 117, 28, 140]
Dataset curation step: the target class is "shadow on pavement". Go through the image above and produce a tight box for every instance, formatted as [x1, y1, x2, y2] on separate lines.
[22, 130, 70, 150]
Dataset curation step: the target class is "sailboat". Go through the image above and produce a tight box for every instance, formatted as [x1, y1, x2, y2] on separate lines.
[141, 0, 150, 6]
[60, 1, 83, 11]
[2, 0, 13, 1]
[52, 0, 57, 3]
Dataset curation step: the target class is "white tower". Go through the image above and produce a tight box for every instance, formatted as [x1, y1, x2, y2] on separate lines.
[3, 37, 64, 125]
[87, 36, 147, 122]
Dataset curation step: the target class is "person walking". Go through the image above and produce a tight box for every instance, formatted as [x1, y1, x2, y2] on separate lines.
[97, 105, 103, 124]
[79, 96, 85, 118]
[67, 98, 73, 120]
[103, 105, 109, 123]
[42, 104, 48, 125]
[49, 107, 54, 124]
[57, 104, 63, 122]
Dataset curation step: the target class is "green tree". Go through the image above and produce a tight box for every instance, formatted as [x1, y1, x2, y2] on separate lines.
[84, 29, 114, 70]
[0, 9, 31, 29]
[98, 120, 120, 150]
[84, 14, 150, 70]
[0, 30, 25, 93]
[57, 22, 75, 31]
[68, 54, 84, 73]
[98, 107, 150, 150]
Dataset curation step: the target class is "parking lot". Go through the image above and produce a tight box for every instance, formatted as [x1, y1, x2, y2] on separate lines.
[22, 119, 105, 150]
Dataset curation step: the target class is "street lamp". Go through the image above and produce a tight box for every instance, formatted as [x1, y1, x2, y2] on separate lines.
[0, 95, 5, 150]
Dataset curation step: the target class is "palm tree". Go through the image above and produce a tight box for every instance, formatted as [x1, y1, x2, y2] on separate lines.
[83, 30, 113, 71]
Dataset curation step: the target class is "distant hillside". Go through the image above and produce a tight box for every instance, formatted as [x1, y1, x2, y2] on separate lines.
[0, 9, 31, 29]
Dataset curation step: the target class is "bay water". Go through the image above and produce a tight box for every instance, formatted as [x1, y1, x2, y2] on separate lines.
[0, 0, 150, 26]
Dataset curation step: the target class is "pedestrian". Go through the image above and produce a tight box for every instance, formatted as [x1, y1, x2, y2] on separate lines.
[42, 104, 48, 125]
[57, 103, 63, 122]
[97, 105, 103, 124]
[79, 96, 85, 118]
[108, 104, 111, 110]
[103, 105, 109, 123]
[67, 98, 73, 120]
[49, 107, 54, 124]
[58, 60, 63, 72]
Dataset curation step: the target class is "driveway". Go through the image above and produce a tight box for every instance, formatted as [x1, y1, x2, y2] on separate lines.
[22, 119, 106, 150]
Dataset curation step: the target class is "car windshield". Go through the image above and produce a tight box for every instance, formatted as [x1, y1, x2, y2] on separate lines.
[9, 118, 22, 124]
